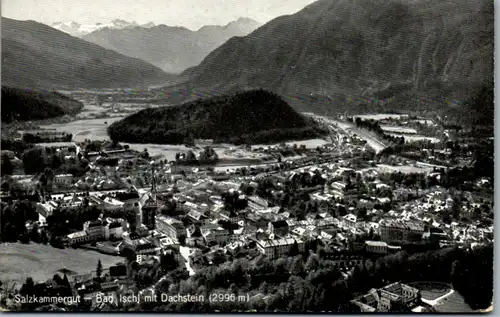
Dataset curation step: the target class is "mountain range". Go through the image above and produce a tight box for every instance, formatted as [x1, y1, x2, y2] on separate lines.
[51, 19, 155, 37]
[2, 17, 174, 89]
[82, 18, 261, 73]
[178, 0, 493, 102]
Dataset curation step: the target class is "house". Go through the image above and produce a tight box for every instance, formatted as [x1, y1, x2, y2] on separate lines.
[358, 199, 375, 210]
[101, 196, 125, 212]
[187, 210, 209, 225]
[351, 282, 421, 312]
[247, 196, 269, 210]
[380, 220, 425, 243]
[158, 237, 180, 251]
[201, 224, 230, 244]
[256, 238, 305, 259]
[36, 200, 59, 218]
[155, 215, 187, 241]
[343, 213, 357, 229]
[35, 142, 79, 160]
[365, 240, 388, 254]
[269, 220, 289, 237]
[67, 231, 91, 245]
[84, 220, 105, 240]
[53, 174, 74, 187]
[122, 231, 150, 250]
[219, 210, 239, 224]
[330, 181, 348, 199]
[105, 220, 124, 240]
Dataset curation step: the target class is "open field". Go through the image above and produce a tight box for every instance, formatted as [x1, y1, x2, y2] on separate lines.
[432, 291, 473, 312]
[251, 138, 329, 150]
[124, 142, 269, 163]
[409, 282, 451, 301]
[408, 282, 472, 312]
[381, 126, 418, 134]
[386, 133, 440, 143]
[353, 114, 408, 121]
[0, 243, 123, 286]
[40, 113, 315, 163]
[40, 117, 123, 142]
[362, 164, 435, 174]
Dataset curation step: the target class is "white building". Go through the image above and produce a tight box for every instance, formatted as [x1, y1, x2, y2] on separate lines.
[53, 174, 74, 187]
[201, 224, 230, 244]
[256, 238, 305, 259]
[365, 240, 388, 254]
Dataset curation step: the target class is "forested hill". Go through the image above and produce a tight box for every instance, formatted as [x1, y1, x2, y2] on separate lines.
[108, 89, 327, 145]
[2, 18, 174, 89]
[1, 86, 84, 123]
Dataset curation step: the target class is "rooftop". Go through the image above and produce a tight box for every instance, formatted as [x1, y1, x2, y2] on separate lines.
[34, 142, 76, 148]
[381, 219, 425, 231]
[257, 238, 302, 248]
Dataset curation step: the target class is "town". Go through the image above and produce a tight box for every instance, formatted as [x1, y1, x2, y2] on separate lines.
[0, 109, 493, 312]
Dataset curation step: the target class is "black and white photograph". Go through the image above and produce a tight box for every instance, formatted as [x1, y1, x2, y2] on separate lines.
[0, 0, 494, 313]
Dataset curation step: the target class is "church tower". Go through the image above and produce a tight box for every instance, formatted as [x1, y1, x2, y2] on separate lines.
[142, 161, 158, 230]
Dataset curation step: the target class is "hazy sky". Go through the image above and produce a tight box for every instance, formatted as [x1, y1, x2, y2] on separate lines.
[2, 0, 317, 30]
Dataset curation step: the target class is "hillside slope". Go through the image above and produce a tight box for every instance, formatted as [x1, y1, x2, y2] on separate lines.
[82, 18, 261, 73]
[180, 0, 493, 100]
[1, 18, 175, 89]
[108, 89, 326, 144]
[1, 86, 84, 123]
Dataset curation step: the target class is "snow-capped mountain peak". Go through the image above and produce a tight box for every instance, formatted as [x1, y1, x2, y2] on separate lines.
[50, 19, 154, 37]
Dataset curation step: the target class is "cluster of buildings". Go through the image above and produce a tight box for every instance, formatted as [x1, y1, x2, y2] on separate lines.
[1, 112, 492, 313]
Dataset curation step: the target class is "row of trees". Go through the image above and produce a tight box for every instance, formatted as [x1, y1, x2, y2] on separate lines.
[351, 117, 406, 146]
[22, 133, 73, 144]
[22, 147, 90, 176]
[119, 241, 493, 312]
[175, 146, 219, 165]
[109, 125, 327, 146]
[0, 200, 39, 242]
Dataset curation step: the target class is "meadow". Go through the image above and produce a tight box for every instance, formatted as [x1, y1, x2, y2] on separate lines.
[0, 243, 122, 285]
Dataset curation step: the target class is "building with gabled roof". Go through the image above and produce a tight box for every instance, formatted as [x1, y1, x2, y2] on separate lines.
[351, 282, 421, 312]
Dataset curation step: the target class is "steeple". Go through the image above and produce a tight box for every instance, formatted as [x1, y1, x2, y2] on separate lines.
[150, 160, 157, 200]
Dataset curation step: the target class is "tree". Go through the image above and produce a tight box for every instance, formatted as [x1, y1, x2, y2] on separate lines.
[290, 255, 305, 277]
[1, 154, 13, 176]
[30, 223, 40, 242]
[40, 229, 49, 244]
[51, 154, 62, 170]
[96, 259, 103, 281]
[23, 148, 46, 174]
[20, 277, 35, 296]
[288, 241, 300, 257]
[305, 253, 320, 273]
[186, 150, 197, 162]
[53, 274, 64, 285]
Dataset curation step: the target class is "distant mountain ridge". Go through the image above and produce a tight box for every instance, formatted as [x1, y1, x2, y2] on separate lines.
[2, 17, 174, 89]
[179, 0, 493, 101]
[82, 17, 261, 73]
[51, 19, 155, 37]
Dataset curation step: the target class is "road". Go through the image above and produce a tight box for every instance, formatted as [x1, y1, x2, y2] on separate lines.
[308, 114, 387, 154]
[179, 246, 196, 276]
